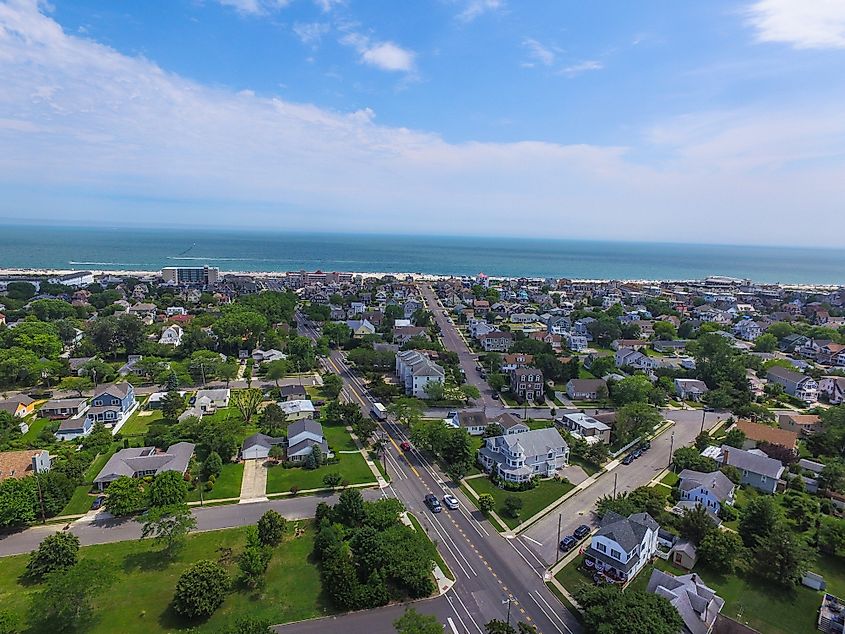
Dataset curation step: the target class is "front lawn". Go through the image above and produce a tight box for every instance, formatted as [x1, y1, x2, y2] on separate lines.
[0, 523, 330, 634]
[569, 455, 601, 477]
[466, 476, 575, 529]
[121, 409, 163, 436]
[266, 453, 376, 494]
[660, 471, 679, 487]
[322, 424, 359, 452]
[59, 447, 120, 516]
[187, 462, 244, 502]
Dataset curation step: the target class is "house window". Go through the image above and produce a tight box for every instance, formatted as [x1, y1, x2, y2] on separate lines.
[610, 549, 622, 560]
[596, 542, 606, 553]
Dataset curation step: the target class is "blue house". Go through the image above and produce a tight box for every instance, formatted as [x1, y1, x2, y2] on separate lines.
[85, 383, 136, 427]
[677, 469, 735, 514]
[55, 416, 94, 442]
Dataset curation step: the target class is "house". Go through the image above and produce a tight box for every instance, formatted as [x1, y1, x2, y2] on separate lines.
[510, 367, 544, 403]
[735, 420, 798, 453]
[165, 306, 188, 317]
[279, 385, 308, 401]
[85, 383, 136, 429]
[0, 449, 51, 481]
[566, 378, 608, 401]
[820, 376, 845, 405]
[583, 511, 660, 583]
[477, 428, 569, 483]
[128, 302, 157, 318]
[647, 570, 724, 634]
[39, 397, 88, 420]
[395, 350, 446, 399]
[252, 348, 287, 363]
[674, 379, 710, 402]
[0, 394, 35, 418]
[718, 445, 785, 494]
[345, 319, 376, 338]
[195, 388, 230, 412]
[393, 325, 427, 345]
[478, 331, 514, 352]
[489, 412, 529, 435]
[444, 410, 488, 436]
[615, 347, 657, 370]
[279, 399, 316, 421]
[158, 324, 183, 346]
[611, 339, 648, 351]
[677, 469, 735, 515]
[241, 433, 285, 460]
[563, 333, 589, 352]
[469, 320, 495, 339]
[286, 419, 330, 462]
[558, 412, 611, 444]
[766, 366, 818, 403]
[93, 442, 195, 491]
[653, 340, 690, 353]
[501, 353, 534, 373]
[733, 320, 762, 341]
[779, 333, 809, 353]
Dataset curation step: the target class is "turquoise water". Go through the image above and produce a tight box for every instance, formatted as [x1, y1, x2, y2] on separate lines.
[0, 224, 843, 284]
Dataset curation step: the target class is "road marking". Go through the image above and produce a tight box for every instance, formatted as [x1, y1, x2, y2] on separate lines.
[523, 535, 543, 546]
[447, 617, 459, 634]
[445, 593, 473, 634]
[451, 589, 485, 634]
[532, 591, 574, 634]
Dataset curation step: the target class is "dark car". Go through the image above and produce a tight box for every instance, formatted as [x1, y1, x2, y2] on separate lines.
[640, 441, 651, 452]
[632, 448, 643, 459]
[573, 524, 591, 540]
[91, 496, 105, 511]
[622, 453, 635, 465]
[559, 536, 577, 552]
[424, 494, 442, 513]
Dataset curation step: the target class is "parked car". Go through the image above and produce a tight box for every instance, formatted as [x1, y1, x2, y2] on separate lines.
[424, 494, 442, 513]
[559, 536, 577, 552]
[573, 524, 591, 540]
[400, 441, 412, 452]
[640, 441, 651, 452]
[622, 453, 635, 465]
[443, 495, 459, 510]
[91, 496, 105, 510]
[632, 448, 643, 459]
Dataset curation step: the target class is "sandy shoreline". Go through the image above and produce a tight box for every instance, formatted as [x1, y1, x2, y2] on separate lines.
[0, 266, 838, 290]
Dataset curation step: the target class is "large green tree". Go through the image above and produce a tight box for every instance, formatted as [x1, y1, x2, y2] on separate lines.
[576, 585, 683, 634]
[172, 560, 230, 619]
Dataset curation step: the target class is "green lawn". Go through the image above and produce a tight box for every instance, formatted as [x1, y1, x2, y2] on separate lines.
[322, 424, 359, 452]
[466, 476, 575, 529]
[20, 416, 51, 443]
[0, 523, 331, 634]
[120, 409, 163, 436]
[660, 471, 679, 487]
[187, 462, 244, 502]
[266, 453, 375, 494]
[59, 447, 120, 516]
[569, 455, 601, 477]
[407, 513, 455, 581]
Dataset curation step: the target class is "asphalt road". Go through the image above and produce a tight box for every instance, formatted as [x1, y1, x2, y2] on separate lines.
[520, 409, 725, 566]
[297, 313, 581, 634]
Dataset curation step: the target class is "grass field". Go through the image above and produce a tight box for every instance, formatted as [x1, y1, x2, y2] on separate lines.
[0, 523, 331, 634]
[20, 416, 51, 443]
[466, 476, 575, 529]
[266, 453, 375, 494]
[187, 462, 245, 502]
[59, 447, 119, 516]
[120, 408, 163, 436]
[321, 424, 359, 452]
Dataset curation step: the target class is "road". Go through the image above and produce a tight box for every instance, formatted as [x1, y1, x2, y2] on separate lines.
[296, 312, 581, 634]
[520, 409, 724, 566]
[0, 490, 382, 557]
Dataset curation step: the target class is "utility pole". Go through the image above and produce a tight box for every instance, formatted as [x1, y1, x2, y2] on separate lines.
[502, 598, 512, 628]
[700, 407, 707, 434]
[35, 474, 47, 524]
[613, 472, 618, 499]
[200, 362, 206, 387]
[668, 431, 675, 469]
[556, 514, 562, 564]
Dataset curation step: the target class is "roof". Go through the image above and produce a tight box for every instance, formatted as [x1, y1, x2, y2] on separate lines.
[678, 469, 735, 502]
[0, 402, 24, 415]
[196, 388, 230, 401]
[595, 511, 659, 552]
[287, 418, 324, 439]
[279, 385, 308, 397]
[93, 383, 132, 400]
[778, 413, 821, 427]
[280, 399, 315, 415]
[566, 378, 607, 392]
[41, 397, 87, 410]
[647, 570, 724, 634]
[242, 432, 285, 450]
[0, 450, 45, 481]
[735, 420, 798, 449]
[720, 445, 785, 479]
[57, 416, 91, 432]
[561, 412, 611, 432]
[458, 410, 488, 428]
[491, 412, 527, 430]
[4, 394, 34, 406]
[94, 442, 195, 484]
[498, 428, 568, 458]
[766, 365, 812, 385]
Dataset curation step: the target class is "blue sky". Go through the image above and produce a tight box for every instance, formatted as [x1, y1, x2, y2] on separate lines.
[0, 0, 844, 245]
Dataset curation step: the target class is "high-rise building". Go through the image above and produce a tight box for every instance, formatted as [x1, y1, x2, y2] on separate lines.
[161, 266, 219, 286]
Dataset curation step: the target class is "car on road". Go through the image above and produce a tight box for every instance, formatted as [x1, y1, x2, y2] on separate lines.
[573, 524, 591, 540]
[622, 453, 635, 465]
[443, 495, 459, 510]
[632, 448, 643, 459]
[400, 441, 412, 452]
[640, 441, 651, 452]
[559, 536, 577, 552]
[424, 494, 442, 513]
[91, 496, 105, 511]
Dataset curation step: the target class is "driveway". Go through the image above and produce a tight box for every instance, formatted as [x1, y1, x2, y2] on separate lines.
[240, 459, 268, 501]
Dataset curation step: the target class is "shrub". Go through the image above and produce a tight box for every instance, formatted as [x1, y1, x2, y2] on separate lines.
[172, 560, 229, 619]
[503, 496, 523, 519]
[26, 532, 80, 580]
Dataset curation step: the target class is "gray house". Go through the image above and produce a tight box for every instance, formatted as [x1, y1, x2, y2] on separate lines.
[477, 428, 569, 483]
[718, 445, 784, 494]
[647, 569, 724, 634]
[241, 433, 285, 460]
[94, 442, 195, 491]
[286, 419, 330, 462]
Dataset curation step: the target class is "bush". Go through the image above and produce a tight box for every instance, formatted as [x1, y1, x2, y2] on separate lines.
[172, 560, 229, 619]
[719, 502, 738, 522]
[257, 510, 286, 546]
[478, 493, 495, 513]
[26, 532, 80, 580]
[0, 610, 20, 634]
[503, 496, 523, 519]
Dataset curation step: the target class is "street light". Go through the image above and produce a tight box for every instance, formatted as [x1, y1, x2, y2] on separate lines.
[501, 597, 513, 628]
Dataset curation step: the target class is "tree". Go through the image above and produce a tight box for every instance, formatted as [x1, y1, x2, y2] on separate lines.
[723, 428, 746, 449]
[233, 388, 263, 424]
[0, 609, 20, 634]
[698, 529, 743, 572]
[103, 476, 145, 516]
[304, 444, 323, 469]
[389, 397, 424, 428]
[322, 373, 343, 399]
[576, 585, 683, 634]
[58, 376, 93, 397]
[754, 333, 778, 352]
[819, 515, 845, 555]
[782, 490, 819, 531]
[423, 380, 445, 401]
[258, 403, 287, 436]
[335, 489, 366, 527]
[819, 460, 845, 492]
[323, 472, 343, 488]
[203, 451, 223, 480]
[653, 321, 677, 341]
[739, 496, 780, 547]
[394, 607, 441, 634]
[754, 523, 812, 587]
[441, 428, 475, 481]
[160, 390, 186, 421]
[478, 493, 495, 513]
[239, 541, 271, 588]
[148, 470, 188, 508]
[264, 360, 288, 387]
[172, 560, 229, 619]
[679, 505, 716, 545]
[26, 532, 79, 580]
[615, 402, 662, 443]
[485, 620, 516, 634]
[141, 504, 197, 551]
[460, 383, 481, 401]
[257, 509, 286, 546]
[503, 496, 523, 519]
[694, 431, 711, 452]
[611, 375, 653, 406]
[672, 446, 718, 473]
[0, 477, 37, 527]
[29, 559, 113, 632]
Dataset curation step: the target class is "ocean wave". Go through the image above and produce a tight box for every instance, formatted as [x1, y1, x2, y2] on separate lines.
[69, 261, 143, 266]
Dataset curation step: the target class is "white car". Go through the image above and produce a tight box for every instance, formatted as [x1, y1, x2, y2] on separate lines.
[442, 495, 459, 510]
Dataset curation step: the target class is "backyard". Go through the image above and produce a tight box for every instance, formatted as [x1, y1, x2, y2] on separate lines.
[465, 476, 575, 529]
[0, 523, 330, 634]
[120, 406, 163, 437]
[265, 452, 375, 494]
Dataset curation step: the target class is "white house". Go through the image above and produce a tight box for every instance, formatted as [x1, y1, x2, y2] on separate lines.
[677, 469, 735, 516]
[820, 376, 845, 405]
[674, 379, 710, 402]
[647, 570, 724, 634]
[252, 348, 287, 363]
[733, 320, 762, 341]
[477, 428, 569, 483]
[159, 324, 184, 346]
[444, 410, 488, 436]
[195, 388, 230, 412]
[279, 399, 316, 421]
[766, 367, 818, 403]
[395, 350, 445, 399]
[557, 412, 611, 445]
[584, 511, 660, 583]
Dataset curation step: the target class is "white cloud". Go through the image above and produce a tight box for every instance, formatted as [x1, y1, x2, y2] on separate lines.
[745, 0, 845, 49]
[293, 21, 330, 46]
[456, 0, 504, 23]
[559, 60, 603, 76]
[214, 0, 290, 16]
[313, 0, 344, 13]
[522, 38, 555, 66]
[339, 30, 416, 72]
[0, 0, 844, 245]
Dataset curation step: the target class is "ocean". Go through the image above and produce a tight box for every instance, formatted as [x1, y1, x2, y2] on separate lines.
[0, 224, 843, 285]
